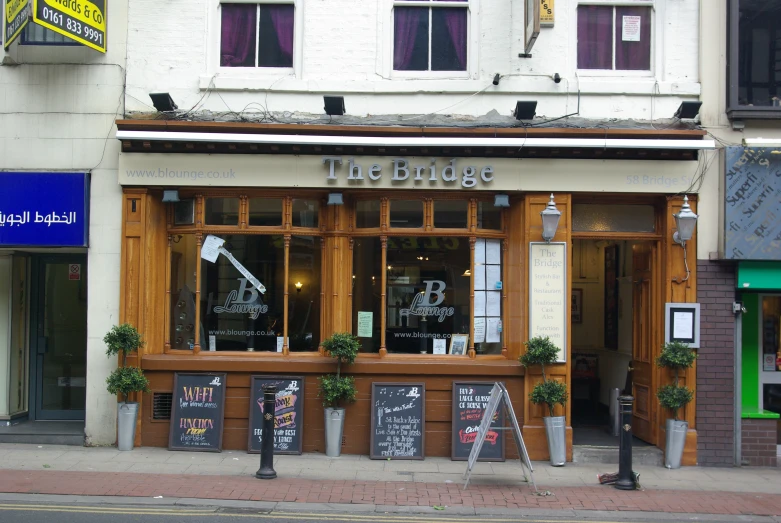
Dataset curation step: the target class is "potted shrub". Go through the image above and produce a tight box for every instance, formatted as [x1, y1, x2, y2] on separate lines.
[520, 336, 568, 466]
[104, 323, 150, 451]
[319, 332, 359, 457]
[656, 341, 696, 469]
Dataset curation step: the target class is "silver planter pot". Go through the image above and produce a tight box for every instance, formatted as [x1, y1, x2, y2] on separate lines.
[665, 419, 688, 469]
[117, 401, 139, 451]
[324, 407, 345, 457]
[543, 415, 566, 466]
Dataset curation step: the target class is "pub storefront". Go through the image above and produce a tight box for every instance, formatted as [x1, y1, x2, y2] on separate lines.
[116, 121, 712, 462]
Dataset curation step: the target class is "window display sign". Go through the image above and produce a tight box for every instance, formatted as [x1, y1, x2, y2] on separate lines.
[528, 242, 567, 362]
[33, 0, 106, 53]
[0, 172, 89, 247]
[4, 0, 30, 49]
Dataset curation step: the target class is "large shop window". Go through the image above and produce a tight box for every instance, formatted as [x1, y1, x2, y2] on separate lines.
[166, 195, 322, 354]
[393, 0, 469, 72]
[351, 198, 505, 356]
[577, 3, 652, 71]
[220, 2, 295, 68]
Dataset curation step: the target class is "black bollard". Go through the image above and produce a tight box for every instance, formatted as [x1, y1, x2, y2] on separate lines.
[615, 395, 636, 490]
[256, 384, 277, 479]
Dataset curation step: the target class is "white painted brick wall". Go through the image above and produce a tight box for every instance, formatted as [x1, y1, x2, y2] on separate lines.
[125, 0, 701, 120]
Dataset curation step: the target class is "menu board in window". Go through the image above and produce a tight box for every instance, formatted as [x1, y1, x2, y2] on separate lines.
[248, 375, 304, 455]
[169, 373, 227, 452]
[451, 382, 505, 461]
[370, 383, 425, 460]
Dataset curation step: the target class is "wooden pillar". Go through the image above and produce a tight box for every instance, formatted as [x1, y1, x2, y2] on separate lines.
[521, 193, 572, 462]
[663, 195, 699, 465]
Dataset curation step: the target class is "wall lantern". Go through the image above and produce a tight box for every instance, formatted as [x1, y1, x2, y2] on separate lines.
[162, 189, 180, 202]
[540, 193, 561, 243]
[672, 195, 698, 283]
[672, 195, 698, 246]
[295, 281, 303, 293]
[327, 192, 344, 205]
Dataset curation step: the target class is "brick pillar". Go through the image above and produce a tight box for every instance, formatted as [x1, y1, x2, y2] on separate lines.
[696, 260, 737, 466]
[741, 419, 778, 467]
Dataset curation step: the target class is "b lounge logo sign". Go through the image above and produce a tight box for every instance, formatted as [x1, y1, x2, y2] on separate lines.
[400, 280, 455, 322]
[213, 278, 268, 319]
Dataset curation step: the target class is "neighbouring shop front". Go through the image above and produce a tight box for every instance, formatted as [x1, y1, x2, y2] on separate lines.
[115, 121, 711, 462]
[725, 146, 781, 466]
[0, 172, 90, 426]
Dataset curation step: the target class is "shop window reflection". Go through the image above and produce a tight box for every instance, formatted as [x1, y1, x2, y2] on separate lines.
[288, 235, 321, 351]
[170, 234, 199, 351]
[292, 199, 319, 228]
[433, 200, 468, 229]
[390, 200, 424, 228]
[248, 198, 283, 226]
[204, 198, 239, 226]
[385, 237, 470, 354]
[200, 235, 286, 352]
[352, 238, 382, 352]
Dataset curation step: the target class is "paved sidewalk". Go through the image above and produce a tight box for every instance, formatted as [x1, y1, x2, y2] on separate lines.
[1, 443, 780, 518]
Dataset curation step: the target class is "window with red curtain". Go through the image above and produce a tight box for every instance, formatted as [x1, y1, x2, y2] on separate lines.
[221, 3, 295, 68]
[577, 5, 651, 71]
[394, 0, 468, 72]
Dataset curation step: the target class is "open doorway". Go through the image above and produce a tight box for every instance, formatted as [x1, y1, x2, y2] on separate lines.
[570, 239, 653, 448]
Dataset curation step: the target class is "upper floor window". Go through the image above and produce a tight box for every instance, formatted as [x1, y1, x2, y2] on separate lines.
[577, 4, 651, 71]
[727, 0, 781, 118]
[220, 2, 294, 68]
[393, 0, 468, 72]
[22, 22, 80, 46]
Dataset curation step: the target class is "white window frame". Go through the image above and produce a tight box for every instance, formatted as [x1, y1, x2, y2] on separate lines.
[379, 0, 479, 80]
[573, 0, 659, 78]
[208, 0, 303, 79]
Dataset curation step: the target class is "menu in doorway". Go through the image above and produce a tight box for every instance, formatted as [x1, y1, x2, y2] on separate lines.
[169, 372, 227, 452]
[451, 382, 505, 461]
[370, 383, 425, 460]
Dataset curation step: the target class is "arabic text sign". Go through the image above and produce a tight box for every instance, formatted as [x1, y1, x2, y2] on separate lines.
[5, 0, 30, 49]
[0, 172, 88, 247]
[33, 0, 106, 53]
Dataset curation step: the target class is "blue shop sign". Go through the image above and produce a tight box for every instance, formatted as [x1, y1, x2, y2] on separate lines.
[0, 172, 89, 247]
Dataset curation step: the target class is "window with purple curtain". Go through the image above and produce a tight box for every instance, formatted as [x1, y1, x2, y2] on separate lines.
[221, 3, 295, 68]
[577, 4, 651, 71]
[394, 0, 468, 72]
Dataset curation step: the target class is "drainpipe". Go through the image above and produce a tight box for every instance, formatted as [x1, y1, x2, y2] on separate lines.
[734, 300, 744, 467]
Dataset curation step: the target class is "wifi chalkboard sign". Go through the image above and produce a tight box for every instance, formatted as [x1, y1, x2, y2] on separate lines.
[169, 372, 227, 452]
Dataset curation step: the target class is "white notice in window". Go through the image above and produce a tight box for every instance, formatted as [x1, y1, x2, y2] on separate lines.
[474, 264, 486, 290]
[486, 318, 501, 343]
[486, 291, 501, 317]
[473, 318, 486, 343]
[357, 311, 373, 338]
[209, 335, 216, 352]
[622, 16, 641, 42]
[486, 240, 501, 264]
[672, 311, 693, 340]
[475, 238, 486, 265]
[201, 234, 225, 263]
[433, 339, 447, 354]
[474, 291, 486, 317]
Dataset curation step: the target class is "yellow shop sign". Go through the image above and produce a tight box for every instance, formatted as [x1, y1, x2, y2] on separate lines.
[4, 0, 30, 49]
[32, 0, 105, 53]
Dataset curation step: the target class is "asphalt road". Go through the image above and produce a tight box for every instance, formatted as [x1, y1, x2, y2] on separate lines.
[0, 502, 778, 523]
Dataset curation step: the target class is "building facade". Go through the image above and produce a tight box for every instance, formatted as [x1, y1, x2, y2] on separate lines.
[698, 0, 781, 467]
[0, 2, 126, 446]
[113, 0, 713, 462]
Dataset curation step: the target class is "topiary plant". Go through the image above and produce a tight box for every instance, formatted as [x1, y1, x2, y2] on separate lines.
[520, 336, 568, 417]
[318, 332, 360, 409]
[104, 323, 149, 403]
[655, 341, 696, 421]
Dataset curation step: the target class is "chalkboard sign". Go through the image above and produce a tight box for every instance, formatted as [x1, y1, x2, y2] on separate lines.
[451, 382, 505, 461]
[169, 372, 227, 452]
[247, 375, 304, 455]
[370, 383, 425, 460]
